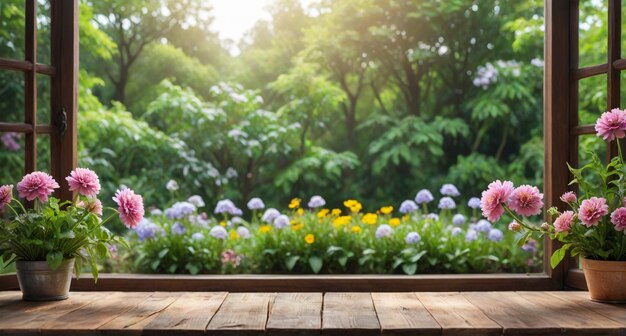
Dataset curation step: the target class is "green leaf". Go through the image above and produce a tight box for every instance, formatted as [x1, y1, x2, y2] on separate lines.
[285, 255, 300, 271]
[309, 256, 323, 274]
[550, 244, 572, 269]
[46, 251, 63, 271]
[158, 249, 169, 259]
[402, 263, 417, 275]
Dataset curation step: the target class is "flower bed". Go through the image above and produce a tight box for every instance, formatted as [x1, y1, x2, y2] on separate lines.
[116, 184, 542, 275]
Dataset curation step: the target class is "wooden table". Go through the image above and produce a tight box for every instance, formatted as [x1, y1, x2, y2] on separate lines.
[0, 291, 624, 335]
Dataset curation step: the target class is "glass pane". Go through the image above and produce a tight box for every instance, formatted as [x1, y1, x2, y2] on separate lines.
[36, 134, 49, 172]
[37, 73, 49, 124]
[0, 132, 24, 183]
[36, 0, 50, 64]
[0, 0, 25, 60]
[622, 71, 626, 107]
[578, 73, 607, 125]
[579, 0, 608, 68]
[0, 71, 25, 122]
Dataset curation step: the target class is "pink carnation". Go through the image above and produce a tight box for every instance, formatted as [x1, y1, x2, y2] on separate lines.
[113, 188, 144, 229]
[595, 108, 626, 141]
[0, 185, 13, 209]
[78, 198, 103, 216]
[610, 207, 626, 232]
[66, 168, 101, 197]
[560, 191, 577, 204]
[554, 211, 575, 233]
[481, 180, 514, 222]
[508, 222, 521, 232]
[508, 185, 544, 217]
[578, 197, 608, 227]
[16, 172, 59, 203]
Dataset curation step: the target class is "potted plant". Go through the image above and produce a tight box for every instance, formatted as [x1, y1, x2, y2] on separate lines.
[0, 168, 144, 301]
[480, 108, 626, 302]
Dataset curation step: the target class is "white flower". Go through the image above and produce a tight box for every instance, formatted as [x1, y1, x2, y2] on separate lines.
[187, 195, 205, 208]
[166, 180, 179, 191]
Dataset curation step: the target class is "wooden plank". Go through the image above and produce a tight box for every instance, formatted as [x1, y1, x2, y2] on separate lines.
[548, 291, 626, 329]
[0, 57, 56, 75]
[463, 292, 561, 335]
[417, 292, 500, 336]
[572, 64, 608, 80]
[516, 291, 621, 335]
[97, 292, 181, 335]
[322, 293, 380, 336]
[266, 292, 322, 336]
[144, 291, 227, 335]
[40, 292, 149, 335]
[206, 292, 274, 336]
[372, 292, 440, 336]
[0, 292, 107, 334]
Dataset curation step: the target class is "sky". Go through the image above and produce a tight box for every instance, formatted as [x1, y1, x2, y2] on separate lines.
[210, 0, 274, 54]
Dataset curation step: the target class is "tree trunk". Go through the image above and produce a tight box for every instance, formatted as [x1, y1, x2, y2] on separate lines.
[113, 64, 129, 104]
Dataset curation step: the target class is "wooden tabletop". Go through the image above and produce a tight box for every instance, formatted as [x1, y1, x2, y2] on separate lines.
[0, 291, 624, 335]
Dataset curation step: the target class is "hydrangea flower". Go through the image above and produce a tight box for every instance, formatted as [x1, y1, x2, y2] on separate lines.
[415, 189, 434, 204]
[452, 214, 466, 226]
[440, 184, 460, 197]
[150, 208, 163, 216]
[465, 229, 478, 242]
[17, 171, 59, 203]
[438, 197, 456, 209]
[405, 232, 421, 244]
[508, 185, 543, 217]
[579, 197, 608, 227]
[521, 239, 537, 252]
[273, 214, 290, 229]
[1, 132, 20, 151]
[399, 200, 418, 213]
[135, 219, 161, 242]
[214, 199, 242, 216]
[187, 195, 205, 208]
[0, 185, 13, 209]
[191, 232, 205, 241]
[480, 180, 514, 222]
[451, 227, 463, 237]
[595, 108, 626, 141]
[236, 226, 251, 238]
[375, 224, 394, 239]
[171, 222, 186, 235]
[307, 195, 326, 208]
[467, 197, 481, 209]
[262, 208, 280, 223]
[247, 197, 265, 210]
[113, 188, 144, 229]
[488, 228, 503, 242]
[166, 180, 179, 191]
[426, 213, 439, 221]
[209, 226, 228, 240]
[66, 168, 101, 197]
[476, 219, 492, 233]
[165, 202, 196, 220]
[554, 211, 575, 233]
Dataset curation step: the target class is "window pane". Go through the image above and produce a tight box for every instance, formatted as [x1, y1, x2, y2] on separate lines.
[36, 134, 49, 172]
[37, 73, 49, 124]
[578, 135, 608, 186]
[0, 132, 24, 183]
[622, 71, 626, 107]
[578, 73, 607, 125]
[36, 0, 50, 65]
[0, 70, 25, 122]
[0, 0, 25, 60]
[579, 0, 608, 68]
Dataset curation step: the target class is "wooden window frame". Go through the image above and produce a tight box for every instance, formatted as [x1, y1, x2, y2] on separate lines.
[0, 0, 612, 292]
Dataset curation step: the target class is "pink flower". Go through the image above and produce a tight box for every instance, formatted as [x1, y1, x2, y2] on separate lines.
[480, 180, 514, 222]
[508, 222, 521, 232]
[78, 198, 103, 216]
[66, 168, 100, 197]
[595, 108, 626, 141]
[508, 185, 544, 217]
[578, 197, 609, 227]
[16, 172, 59, 203]
[0, 185, 13, 209]
[113, 188, 144, 229]
[610, 207, 626, 232]
[554, 211, 575, 233]
[560, 191, 577, 204]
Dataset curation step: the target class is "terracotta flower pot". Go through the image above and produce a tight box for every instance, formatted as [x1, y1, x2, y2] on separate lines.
[581, 258, 626, 303]
[15, 258, 74, 301]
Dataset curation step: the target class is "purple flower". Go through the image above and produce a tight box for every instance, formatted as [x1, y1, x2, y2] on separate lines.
[452, 214, 466, 226]
[247, 197, 265, 210]
[440, 184, 460, 197]
[521, 239, 537, 252]
[191, 232, 205, 241]
[476, 219, 492, 233]
[465, 229, 478, 242]
[262, 208, 280, 223]
[150, 208, 163, 216]
[209, 226, 228, 240]
[488, 228, 503, 242]
[214, 199, 241, 216]
[375, 224, 394, 239]
[1, 132, 20, 151]
[273, 214, 290, 229]
[467, 197, 481, 209]
[451, 227, 463, 237]
[307, 195, 326, 208]
[426, 213, 439, 221]
[171, 222, 186, 235]
[187, 195, 205, 208]
[415, 189, 434, 204]
[135, 219, 160, 242]
[399, 200, 418, 214]
[438, 197, 456, 209]
[236, 226, 251, 238]
[165, 202, 196, 220]
[405, 232, 421, 244]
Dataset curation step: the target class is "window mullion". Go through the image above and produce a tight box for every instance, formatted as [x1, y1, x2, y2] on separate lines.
[24, 0, 37, 175]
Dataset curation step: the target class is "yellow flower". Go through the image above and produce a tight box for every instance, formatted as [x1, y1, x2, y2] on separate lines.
[229, 230, 239, 240]
[351, 226, 362, 234]
[296, 208, 305, 216]
[259, 225, 271, 233]
[292, 223, 304, 231]
[317, 209, 330, 218]
[389, 218, 401, 227]
[350, 203, 362, 213]
[362, 213, 378, 225]
[305, 233, 315, 244]
[331, 208, 342, 216]
[219, 221, 227, 227]
[380, 206, 394, 215]
[403, 214, 410, 221]
[289, 198, 301, 209]
[344, 199, 362, 213]
[333, 215, 352, 228]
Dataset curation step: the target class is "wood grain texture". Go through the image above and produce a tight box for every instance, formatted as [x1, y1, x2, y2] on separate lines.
[417, 292, 501, 336]
[143, 292, 227, 335]
[372, 292, 440, 336]
[322, 293, 380, 336]
[206, 292, 274, 336]
[548, 291, 626, 330]
[266, 292, 322, 336]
